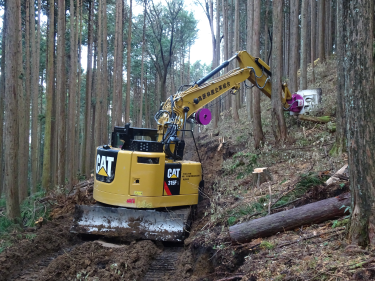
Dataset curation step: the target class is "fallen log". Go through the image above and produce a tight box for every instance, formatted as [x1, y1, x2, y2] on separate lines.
[229, 193, 351, 244]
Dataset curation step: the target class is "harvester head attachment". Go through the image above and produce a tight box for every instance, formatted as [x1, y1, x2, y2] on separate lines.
[71, 205, 191, 242]
[287, 88, 322, 115]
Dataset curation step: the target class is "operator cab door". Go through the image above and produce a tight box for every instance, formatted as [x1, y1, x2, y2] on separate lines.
[129, 152, 165, 197]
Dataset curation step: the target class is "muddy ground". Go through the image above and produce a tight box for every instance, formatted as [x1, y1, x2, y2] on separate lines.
[1, 59, 374, 280]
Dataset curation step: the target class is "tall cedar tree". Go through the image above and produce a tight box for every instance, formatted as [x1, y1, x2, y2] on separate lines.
[252, 0, 264, 148]
[113, 0, 123, 127]
[289, 0, 299, 93]
[231, 0, 239, 120]
[246, 0, 253, 120]
[83, 0, 94, 178]
[222, 0, 229, 111]
[212, 0, 220, 129]
[42, 0, 54, 190]
[101, 0, 109, 143]
[94, 0, 103, 156]
[330, 0, 345, 156]
[138, 0, 147, 127]
[318, 0, 325, 62]
[5, 0, 21, 219]
[19, 0, 30, 202]
[68, 0, 77, 186]
[310, 0, 316, 83]
[271, 0, 287, 142]
[31, 0, 40, 192]
[300, 0, 308, 90]
[56, 0, 66, 187]
[125, 0, 132, 123]
[344, 0, 375, 246]
[0, 2, 6, 198]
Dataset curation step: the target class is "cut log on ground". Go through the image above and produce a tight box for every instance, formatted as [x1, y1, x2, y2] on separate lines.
[229, 193, 351, 244]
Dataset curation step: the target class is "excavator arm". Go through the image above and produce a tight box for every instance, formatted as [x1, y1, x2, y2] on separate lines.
[155, 51, 295, 152]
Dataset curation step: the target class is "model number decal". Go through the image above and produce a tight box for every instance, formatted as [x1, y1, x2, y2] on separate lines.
[196, 82, 230, 101]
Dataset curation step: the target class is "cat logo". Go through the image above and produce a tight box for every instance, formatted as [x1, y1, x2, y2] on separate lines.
[167, 168, 180, 179]
[96, 155, 114, 177]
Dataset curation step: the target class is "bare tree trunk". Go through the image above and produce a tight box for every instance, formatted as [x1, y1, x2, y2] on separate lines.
[300, 0, 308, 90]
[213, 0, 220, 129]
[56, 0, 66, 188]
[83, 0, 94, 178]
[138, 0, 146, 127]
[222, 0, 229, 111]
[246, 0, 253, 121]
[232, 0, 239, 120]
[125, 0, 132, 124]
[101, 0, 109, 143]
[252, 0, 264, 148]
[264, 0, 270, 63]
[18, 0, 30, 202]
[5, 0, 21, 219]
[271, 0, 287, 143]
[344, 0, 375, 246]
[289, 0, 299, 93]
[0, 2, 6, 197]
[31, 0, 40, 193]
[114, 0, 124, 126]
[310, 0, 316, 84]
[318, 0, 325, 62]
[67, 0, 77, 187]
[329, 0, 345, 156]
[94, 0, 103, 155]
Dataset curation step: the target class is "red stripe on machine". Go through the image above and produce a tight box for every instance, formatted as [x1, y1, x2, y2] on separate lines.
[164, 181, 172, 196]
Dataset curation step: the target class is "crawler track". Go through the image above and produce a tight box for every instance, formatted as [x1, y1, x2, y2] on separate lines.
[9, 245, 80, 281]
[143, 246, 184, 281]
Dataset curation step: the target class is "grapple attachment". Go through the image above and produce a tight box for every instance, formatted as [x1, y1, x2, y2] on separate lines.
[71, 205, 191, 242]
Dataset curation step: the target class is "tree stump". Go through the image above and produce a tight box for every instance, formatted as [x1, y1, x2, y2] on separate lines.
[252, 167, 273, 188]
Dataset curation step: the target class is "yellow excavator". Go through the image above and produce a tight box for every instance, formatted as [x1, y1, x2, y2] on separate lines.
[72, 51, 321, 242]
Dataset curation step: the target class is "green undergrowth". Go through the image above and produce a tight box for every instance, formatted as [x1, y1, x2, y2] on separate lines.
[272, 173, 327, 209]
[226, 173, 327, 226]
[223, 151, 258, 179]
[0, 191, 50, 253]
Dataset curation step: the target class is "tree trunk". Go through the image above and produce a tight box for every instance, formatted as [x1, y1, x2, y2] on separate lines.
[271, 0, 287, 143]
[0, 2, 6, 197]
[329, 0, 345, 157]
[213, 0, 220, 129]
[252, 0, 263, 148]
[5, 0, 21, 219]
[67, 0, 77, 187]
[56, 0, 66, 187]
[289, 0, 299, 93]
[138, 0, 146, 127]
[17, 0, 27, 202]
[94, 0, 103, 156]
[264, 0, 270, 63]
[310, 0, 316, 84]
[42, 0, 54, 190]
[344, 0, 375, 247]
[246, 0, 253, 121]
[101, 0, 109, 143]
[222, 0, 229, 111]
[231, 0, 239, 121]
[83, 0, 93, 178]
[125, 0, 132, 124]
[300, 0, 308, 90]
[31, 0, 39, 193]
[318, 0, 325, 62]
[229, 193, 351, 243]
